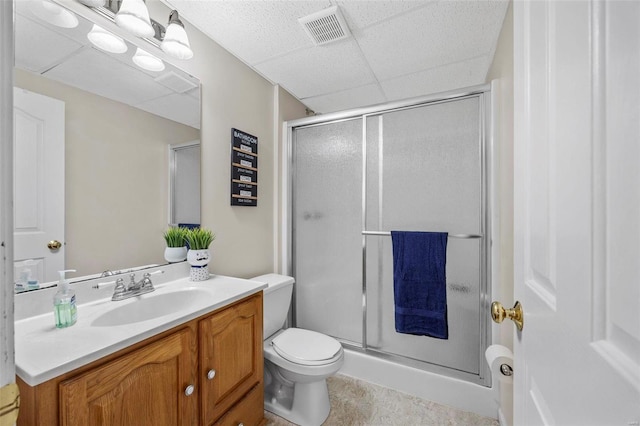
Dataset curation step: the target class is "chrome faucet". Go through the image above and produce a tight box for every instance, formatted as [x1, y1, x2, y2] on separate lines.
[111, 272, 156, 301]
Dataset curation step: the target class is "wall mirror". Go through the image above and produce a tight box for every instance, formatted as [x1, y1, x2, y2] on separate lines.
[13, 0, 201, 292]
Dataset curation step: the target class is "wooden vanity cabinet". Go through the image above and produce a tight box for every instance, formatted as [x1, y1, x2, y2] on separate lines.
[59, 328, 197, 426]
[17, 293, 264, 426]
[199, 292, 263, 425]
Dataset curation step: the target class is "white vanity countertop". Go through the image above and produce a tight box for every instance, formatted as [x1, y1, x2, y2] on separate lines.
[15, 273, 267, 386]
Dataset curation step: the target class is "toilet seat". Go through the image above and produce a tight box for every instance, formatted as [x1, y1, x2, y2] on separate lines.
[271, 328, 342, 366]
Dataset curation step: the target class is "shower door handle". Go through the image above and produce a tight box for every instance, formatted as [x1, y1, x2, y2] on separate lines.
[491, 301, 524, 331]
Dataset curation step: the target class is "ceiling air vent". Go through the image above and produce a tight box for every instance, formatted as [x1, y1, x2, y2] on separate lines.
[299, 6, 351, 46]
[154, 71, 198, 94]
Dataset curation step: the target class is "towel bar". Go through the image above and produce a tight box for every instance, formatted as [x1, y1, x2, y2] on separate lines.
[362, 230, 482, 239]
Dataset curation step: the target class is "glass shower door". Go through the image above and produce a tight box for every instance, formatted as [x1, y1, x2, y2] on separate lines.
[292, 118, 363, 345]
[291, 91, 490, 383]
[365, 96, 484, 375]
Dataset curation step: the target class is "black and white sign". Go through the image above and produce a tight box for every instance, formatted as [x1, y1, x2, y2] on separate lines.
[230, 128, 258, 206]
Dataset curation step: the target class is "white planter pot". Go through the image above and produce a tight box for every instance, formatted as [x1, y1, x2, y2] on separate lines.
[164, 246, 187, 263]
[187, 249, 210, 281]
[190, 265, 209, 281]
[187, 249, 210, 267]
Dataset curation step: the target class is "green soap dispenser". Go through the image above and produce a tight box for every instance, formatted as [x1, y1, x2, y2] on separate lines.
[54, 269, 77, 328]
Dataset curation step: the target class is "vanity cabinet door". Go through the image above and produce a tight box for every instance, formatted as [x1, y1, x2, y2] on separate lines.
[58, 328, 197, 426]
[199, 294, 263, 425]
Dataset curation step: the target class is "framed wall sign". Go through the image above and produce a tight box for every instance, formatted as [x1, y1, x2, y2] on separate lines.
[230, 128, 258, 206]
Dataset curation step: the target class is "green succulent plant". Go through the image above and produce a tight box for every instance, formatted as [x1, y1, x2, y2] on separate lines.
[185, 227, 215, 250]
[163, 226, 189, 248]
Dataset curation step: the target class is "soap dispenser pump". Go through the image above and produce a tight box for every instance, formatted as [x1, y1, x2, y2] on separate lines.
[54, 269, 77, 328]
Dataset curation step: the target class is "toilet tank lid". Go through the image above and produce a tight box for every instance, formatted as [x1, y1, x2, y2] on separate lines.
[250, 273, 295, 293]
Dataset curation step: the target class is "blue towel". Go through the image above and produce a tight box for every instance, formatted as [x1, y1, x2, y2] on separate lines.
[391, 231, 448, 339]
[178, 223, 200, 230]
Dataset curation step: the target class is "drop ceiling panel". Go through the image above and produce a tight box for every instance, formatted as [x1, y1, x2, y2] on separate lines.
[336, 0, 436, 30]
[254, 38, 375, 99]
[15, 15, 84, 74]
[170, 0, 329, 65]
[169, 0, 508, 114]
[301, 83, 386, 114]
[380, 55, 492, 102]
[358, 0, 508, 81]
[44, 48, 174, 107]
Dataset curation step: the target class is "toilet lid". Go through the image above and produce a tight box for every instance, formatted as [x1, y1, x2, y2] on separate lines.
[271, 328, 342, 366]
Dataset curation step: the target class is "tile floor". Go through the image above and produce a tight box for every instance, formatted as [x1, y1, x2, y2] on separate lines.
[264, 374, 499, 426]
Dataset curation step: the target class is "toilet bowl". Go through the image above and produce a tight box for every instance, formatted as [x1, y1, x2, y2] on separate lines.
[252, 274, 344, 426]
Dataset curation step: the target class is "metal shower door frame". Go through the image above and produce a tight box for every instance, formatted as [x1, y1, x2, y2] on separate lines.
[285, 83, 493, 386]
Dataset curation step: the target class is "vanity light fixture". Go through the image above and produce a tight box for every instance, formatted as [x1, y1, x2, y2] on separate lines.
[76, 0, 106, 7]
[87, 24, 128, 53]
[114, 0, 154, 38]
[160, 10, 193, 60]
[30, 0, 79, 28]
[132, 47, 165, 72]
[74, 0, 195, 61]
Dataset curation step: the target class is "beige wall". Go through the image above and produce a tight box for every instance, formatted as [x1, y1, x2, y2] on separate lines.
[15, 69, 199, 277]
[275, 86, 310, 273]
[146, 2, 307, 278]
[486, 2, 514, 425]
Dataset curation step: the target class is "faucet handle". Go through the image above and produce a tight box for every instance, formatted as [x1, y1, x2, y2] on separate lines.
[111, 278, 127, 301]
[140, 272, 154, 289]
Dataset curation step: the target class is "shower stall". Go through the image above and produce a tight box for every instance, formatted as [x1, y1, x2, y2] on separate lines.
[284, 84, 494, 396]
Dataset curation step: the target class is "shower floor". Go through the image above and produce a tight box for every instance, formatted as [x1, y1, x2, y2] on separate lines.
[264, 374, 499, 426]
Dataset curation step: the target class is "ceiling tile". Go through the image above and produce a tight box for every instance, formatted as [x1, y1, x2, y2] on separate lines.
[301, 83, 387, 114]
[169, 0, 331, 65]
[19, 0, 509, 116]
[254, 39, 376, 99]
[166, 0, 509, 113]
[336, 0, 436, 31]
[380, 55, 491, 102]
[15, 14, 84, 73]
[358, 0, 508, 81]
[44, 48, 173, 107]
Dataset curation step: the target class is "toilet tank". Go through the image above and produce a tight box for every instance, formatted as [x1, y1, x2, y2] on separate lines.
[251, 274, 295, 339]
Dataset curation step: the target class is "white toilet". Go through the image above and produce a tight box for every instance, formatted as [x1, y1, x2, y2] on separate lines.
[252, 274, 344, 426]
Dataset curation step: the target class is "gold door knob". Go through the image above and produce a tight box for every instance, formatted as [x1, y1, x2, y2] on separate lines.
[491, 301, 524, 331]
[47, 240, 62, 250]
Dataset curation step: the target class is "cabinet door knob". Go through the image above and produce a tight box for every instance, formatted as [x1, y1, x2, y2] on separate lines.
[238, 423, 244, 426]
[184, 384, 195, 396]
[207, 369, 216, 380]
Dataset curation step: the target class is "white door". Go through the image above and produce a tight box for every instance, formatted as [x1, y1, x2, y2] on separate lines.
[169, 141, 200, 226]
[13, 88, 65, 284]
[513, 1, 640, 424]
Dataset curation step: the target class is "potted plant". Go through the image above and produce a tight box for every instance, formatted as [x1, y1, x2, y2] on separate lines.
[185, 227, 215, 281]
[163, 226, 189, 263]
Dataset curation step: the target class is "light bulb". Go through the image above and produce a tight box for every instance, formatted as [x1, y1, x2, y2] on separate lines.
[160, 11, 193, 60]
[87, 25, 127, 54]
[132, 48, 164, 72]
[29, 1, 79, 28]
[76, 0, 106, 7]
[115, 0, 154, 38]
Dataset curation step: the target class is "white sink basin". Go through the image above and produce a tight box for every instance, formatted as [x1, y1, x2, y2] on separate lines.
[91, 288, 211, 327]
[15, 271, 268, 386]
